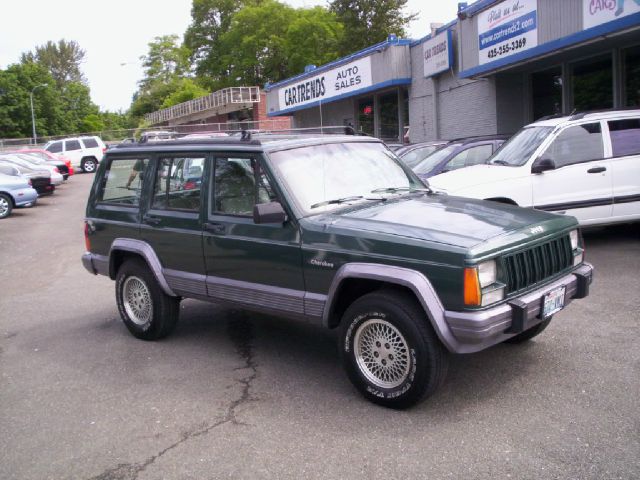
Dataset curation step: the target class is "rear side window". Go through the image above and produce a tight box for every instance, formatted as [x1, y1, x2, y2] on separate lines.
[99, 158, 149, 206]
[152, 156, 204, 211]
[608, 119, 640, 157]
[544, 123, 603, 167]
[82, 138, 99, 148]
[445, 144, 493, 171]
[46, 142, 62, 153]
[65, 140, 81, 151]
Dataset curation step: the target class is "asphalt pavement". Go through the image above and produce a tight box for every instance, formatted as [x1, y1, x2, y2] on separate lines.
[0, 173, 638, 480]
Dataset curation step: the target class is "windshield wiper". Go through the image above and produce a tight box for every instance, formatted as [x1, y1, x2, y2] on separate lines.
[310, 196, 364, 209]
[371, 186, 432, 194]
[489, 159, 510, 165]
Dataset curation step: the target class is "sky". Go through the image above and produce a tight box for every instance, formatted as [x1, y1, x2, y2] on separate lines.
[0, 0, 465, 112]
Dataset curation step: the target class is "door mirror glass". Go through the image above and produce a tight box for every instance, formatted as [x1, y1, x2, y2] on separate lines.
[253, 202, 286, 224]
[531, 156, 556, 174]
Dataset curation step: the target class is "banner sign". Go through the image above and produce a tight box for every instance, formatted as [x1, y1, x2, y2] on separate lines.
[277, 57, 373, 111]
[423, 30, 453, 77]
[478, 0, 538, 65]
[584, 0, 640, 29]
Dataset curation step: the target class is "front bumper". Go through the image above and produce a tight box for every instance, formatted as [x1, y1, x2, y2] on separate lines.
[443, 263, 593, 353]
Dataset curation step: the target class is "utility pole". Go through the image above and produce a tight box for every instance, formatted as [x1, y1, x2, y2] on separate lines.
[30, 83, 48, 145]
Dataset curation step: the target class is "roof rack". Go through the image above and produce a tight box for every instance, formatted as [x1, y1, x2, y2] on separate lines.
[236, 125, 362, 141]
[568, 106, 640, 121]
[448, 134, 510, 143]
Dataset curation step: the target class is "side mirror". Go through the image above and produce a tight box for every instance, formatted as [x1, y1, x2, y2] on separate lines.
[253, 201, 286, 224]
[531, 156, 556, 174]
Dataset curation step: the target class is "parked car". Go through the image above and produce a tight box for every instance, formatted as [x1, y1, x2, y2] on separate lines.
[138, 130, 178, 143]
[0, 172, 38, 219]
[396, 140, 449, 169]
[43, 136, 106, 173]
[412, 135, 508, 179]
[0, 153, 64, 186]
[428, 110, 640, 227]
[0, 161, 54, 196]
[81, 133, 592, 409]
[16, 148, 74, 178]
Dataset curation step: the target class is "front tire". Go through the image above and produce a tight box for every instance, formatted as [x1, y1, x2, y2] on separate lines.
[115, 259, 179, 340]
[339, 289, 448, 409]
[0, 193, 13, 219]
[81, 157, 97, 173]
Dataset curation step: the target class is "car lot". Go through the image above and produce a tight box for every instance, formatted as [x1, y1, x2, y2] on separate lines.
[0, 173, 639, 479]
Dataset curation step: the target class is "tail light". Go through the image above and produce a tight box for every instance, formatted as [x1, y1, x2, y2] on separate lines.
[84, 222, 91, 251]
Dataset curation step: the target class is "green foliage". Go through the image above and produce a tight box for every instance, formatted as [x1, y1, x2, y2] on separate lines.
[20, 39, 86, 88]
[81, 113, 105, 133]
[160, 78, 209, 108]
[139, 35, 191, 91]
[329, 0, 417, 55]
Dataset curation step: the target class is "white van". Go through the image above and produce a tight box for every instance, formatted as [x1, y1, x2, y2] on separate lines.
[44, 136, 106, 173]
[428, 109, 640, 227]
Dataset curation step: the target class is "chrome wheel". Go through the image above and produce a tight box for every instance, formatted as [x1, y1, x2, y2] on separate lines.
[354, 318, 411, 389]
[122, 276, 153, 326]
[0, 196, 9, 218]
[83, 160, 96, 173]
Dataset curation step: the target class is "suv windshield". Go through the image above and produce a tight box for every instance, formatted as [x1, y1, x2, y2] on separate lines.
[268, 142, 422, 216]
[488, 126, 554, 166]
[414, 144, 459, 175]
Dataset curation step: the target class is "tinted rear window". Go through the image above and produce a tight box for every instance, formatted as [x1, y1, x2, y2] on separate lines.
[65, 140, 81, 151]
[609, 119, 640, 157]
[82, 138, 99, 148]
[47, 142, 62, 153]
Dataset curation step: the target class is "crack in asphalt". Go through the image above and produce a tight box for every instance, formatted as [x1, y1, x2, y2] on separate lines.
[89, 316, 257, 480]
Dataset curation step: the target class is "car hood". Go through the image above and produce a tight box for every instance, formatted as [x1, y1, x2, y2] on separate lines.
[316, 194, 574, 250]
[428, 164, 525, 193]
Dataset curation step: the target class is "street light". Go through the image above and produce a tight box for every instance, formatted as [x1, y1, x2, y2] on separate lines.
[30, 83, 48, 145]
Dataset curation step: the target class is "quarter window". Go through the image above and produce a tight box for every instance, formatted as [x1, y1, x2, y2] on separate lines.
[544, 123, 603, 167]
[99, 158, 149, 206]
[212, 157, 274, 216]
[608, 119, 640, 157]
[152, 157, 205, 211]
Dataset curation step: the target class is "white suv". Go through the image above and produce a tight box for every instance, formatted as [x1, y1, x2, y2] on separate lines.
[428, 109, 640, 227]
[44, 136, 106, 173]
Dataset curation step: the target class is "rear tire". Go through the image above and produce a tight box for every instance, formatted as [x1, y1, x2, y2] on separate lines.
[115, 258, 179, 340]
[0, 193, 13, 219]
[339, 289, 448, 409]
[81, 157, 97, 173]
[504, 317, 552, 344]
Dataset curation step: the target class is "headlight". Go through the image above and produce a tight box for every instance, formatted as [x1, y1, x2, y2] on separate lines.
[570, 230, 579, 250]
[478, 260, 497, 288]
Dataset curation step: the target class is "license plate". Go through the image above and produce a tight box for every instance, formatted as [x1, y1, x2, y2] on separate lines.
[541, 286, 566, 318]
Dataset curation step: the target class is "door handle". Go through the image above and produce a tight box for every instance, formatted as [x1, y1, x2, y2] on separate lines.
[204, 222, 226, 234]
[143, 215, 161, 225]
[587, 166, 606, 173]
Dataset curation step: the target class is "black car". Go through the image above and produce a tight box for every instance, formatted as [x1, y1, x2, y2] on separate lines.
[0, 161, 54, 196]
[395, 140, 449, 169]
[412, 135, 509, 180]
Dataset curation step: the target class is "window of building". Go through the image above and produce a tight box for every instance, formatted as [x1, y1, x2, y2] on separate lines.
[152, 157, 204, 211]
[358, 97, 374, 136]
[379, 91, 399, 141]
[609, 118, 640, 157]
[543, 123, 603, 167]
[532, 67, 562, 120]
[99, 158, 149, 206]
[212, 157, 274, 216]
[624, 47, 640, 107]
[572, 57, 613, 111]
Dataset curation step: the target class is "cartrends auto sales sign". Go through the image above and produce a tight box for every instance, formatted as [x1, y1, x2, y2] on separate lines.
[478, 0, 538, 65]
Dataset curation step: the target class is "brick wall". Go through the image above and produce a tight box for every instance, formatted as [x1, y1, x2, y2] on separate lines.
[254, 93, 292, 130]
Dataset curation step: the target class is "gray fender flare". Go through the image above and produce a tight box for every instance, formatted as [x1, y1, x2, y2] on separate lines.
[109, 238, 176, 297]
[323, 263, 460, 352]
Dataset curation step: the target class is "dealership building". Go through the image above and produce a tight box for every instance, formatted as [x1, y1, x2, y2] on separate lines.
[265, 0, 640, 143]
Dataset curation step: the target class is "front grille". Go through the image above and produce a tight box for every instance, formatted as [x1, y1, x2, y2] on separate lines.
[501, 235, 573, 293]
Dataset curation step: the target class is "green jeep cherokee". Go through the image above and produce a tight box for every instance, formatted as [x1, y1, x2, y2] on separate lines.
[82, 134, 593, 409]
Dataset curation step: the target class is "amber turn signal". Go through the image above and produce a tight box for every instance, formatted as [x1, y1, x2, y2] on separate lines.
[464, 267, 481, 306]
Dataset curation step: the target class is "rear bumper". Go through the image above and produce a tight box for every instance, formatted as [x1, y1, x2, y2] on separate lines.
[81, 252, 110, 276]
[443, 263, 593, 353]
[12, 187, 39, 207]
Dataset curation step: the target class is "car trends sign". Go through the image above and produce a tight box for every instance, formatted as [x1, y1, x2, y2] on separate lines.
[423, 30, 453, 78]
[478, 0, 538, 66]
[583, 0, 640, 29]
[277, 57, 373, 112]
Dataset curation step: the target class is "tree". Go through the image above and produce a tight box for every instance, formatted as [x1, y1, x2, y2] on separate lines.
[20, 39, 86, 87]
[160, 78, 209, 108]
[329, 0, 417, 55]
[139, 35, 191, 91]
[184, 0, 246, 88]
